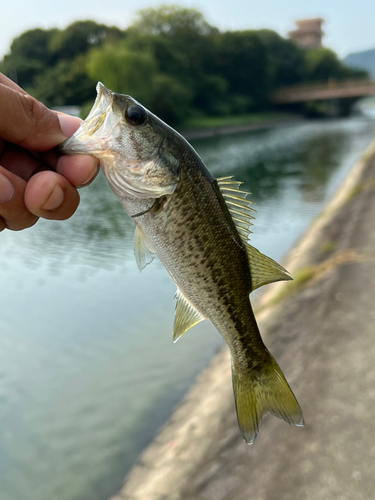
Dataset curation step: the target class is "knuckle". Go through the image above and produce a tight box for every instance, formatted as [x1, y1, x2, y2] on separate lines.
[17, 95, 56, 148]
[22, 94, 48, 128]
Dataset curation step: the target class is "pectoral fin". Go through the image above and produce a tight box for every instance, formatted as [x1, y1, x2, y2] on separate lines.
[173, 289, 205, 342]
[245, 244, 292, 291]
[134, 225, 155, 272]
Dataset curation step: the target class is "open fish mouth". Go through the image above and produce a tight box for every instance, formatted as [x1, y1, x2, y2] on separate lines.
[60, 82, 121, 157]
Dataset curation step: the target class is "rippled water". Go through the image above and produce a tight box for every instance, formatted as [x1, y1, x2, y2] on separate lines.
[0, 116, 374, 500]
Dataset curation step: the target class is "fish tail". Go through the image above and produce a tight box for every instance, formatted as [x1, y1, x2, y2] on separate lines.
[232, 351, 304, 444]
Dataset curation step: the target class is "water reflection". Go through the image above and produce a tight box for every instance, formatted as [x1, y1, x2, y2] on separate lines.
[0, 115, 374, 500]
[192, 119, 358, 205]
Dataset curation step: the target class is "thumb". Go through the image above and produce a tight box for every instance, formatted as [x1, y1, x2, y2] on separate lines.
[0, 83, 67, 151]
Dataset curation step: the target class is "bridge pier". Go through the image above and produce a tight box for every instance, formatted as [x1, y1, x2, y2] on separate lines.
[336, 97, 360, 117]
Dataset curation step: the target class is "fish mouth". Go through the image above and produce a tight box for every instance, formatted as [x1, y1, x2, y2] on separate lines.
[60, 82, 120, 157]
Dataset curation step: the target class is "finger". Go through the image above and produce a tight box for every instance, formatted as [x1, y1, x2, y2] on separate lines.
[56, 113, 84, 138]
[24, 171, 80, 220]
[0, 165, 38, 230]
[0, 73, 28, 95]
[0, 84, 66, 150]
[0, 143, 45, 180]
[56, 154, 100, 188]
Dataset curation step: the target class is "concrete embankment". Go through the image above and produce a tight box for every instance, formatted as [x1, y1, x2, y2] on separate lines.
[111, 137, 375, 500]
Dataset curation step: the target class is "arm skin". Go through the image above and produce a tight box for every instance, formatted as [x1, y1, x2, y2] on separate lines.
[0, 73, 99, 232]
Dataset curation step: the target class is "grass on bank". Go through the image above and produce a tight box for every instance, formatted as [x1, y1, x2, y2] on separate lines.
[179, 111, 298, 131]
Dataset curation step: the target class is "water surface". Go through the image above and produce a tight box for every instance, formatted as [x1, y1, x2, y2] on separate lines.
[0, 115, 374, 500]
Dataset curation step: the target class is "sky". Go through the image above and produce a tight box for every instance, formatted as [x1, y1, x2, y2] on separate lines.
[1, 0, 374, 60]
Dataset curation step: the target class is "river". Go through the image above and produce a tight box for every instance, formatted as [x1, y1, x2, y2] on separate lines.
[0, 114, 374, 500]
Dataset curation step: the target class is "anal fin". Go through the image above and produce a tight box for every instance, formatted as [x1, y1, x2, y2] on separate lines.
[173, 289, 205, 342]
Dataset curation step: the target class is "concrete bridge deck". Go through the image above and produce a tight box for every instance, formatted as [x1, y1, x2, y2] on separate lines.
[271, 79, 375, 103]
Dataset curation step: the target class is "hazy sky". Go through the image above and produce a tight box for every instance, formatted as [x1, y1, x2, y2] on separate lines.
[1, 0, 374, 60]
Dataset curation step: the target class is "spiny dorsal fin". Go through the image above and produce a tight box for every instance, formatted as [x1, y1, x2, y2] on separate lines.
[217, 176, 255, 242]
[173, 289, 205, 342]
[134, 225, 155, 272]
[217, 176, 291, 291]
[245, 243, 292, 291]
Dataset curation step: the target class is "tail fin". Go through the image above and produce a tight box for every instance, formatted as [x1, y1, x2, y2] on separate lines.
[232, 352, 304, 444]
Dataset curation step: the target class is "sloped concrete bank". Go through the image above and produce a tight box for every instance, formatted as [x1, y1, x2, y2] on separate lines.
[111, 137, 375, 500]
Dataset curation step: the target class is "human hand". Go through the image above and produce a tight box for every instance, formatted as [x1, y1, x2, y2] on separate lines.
[0, 74, 99, 232]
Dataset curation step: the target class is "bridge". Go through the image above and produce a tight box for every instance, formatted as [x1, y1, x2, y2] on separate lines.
[270, 79, 375, 116]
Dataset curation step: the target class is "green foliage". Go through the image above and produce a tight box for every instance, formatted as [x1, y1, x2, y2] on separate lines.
[49, 21, 124, 62]
[148, 73, 193, 124]
[1, 28, 57, 88]
[257, 30, 305, 87]
[86, 40, 193, 124]
[126, 6, 222, 118]
[214, 30, 269, 111]
[1, 5, 369, 125]
[31, 56, 96, 106]
[86, 42, 158, 104]
[304, 47, 368, 82]
[129, 5, 217, 37]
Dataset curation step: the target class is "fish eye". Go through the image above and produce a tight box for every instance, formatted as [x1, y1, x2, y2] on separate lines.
[124, 105, 147, 126]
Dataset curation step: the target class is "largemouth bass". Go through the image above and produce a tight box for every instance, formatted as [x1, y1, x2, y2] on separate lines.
[61, 83, 304, 444]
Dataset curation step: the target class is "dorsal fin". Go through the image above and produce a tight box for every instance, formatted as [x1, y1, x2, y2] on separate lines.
[134, 225, 155, 272]
[217, 176, 291, 291]
[173, 289, 205, 342]
[245, 244, 292, 291]
[217, 176, 255, 242]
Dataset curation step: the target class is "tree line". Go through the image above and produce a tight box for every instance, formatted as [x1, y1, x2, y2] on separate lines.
[0, 5, 368, 125]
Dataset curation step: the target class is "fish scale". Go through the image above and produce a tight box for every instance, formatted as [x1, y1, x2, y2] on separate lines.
[60, 82, 304, 444]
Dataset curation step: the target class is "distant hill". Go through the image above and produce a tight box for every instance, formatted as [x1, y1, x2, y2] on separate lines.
[343, 48, 375, 78]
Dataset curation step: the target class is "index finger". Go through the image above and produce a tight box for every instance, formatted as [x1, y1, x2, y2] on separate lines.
[0, 83, 66, 150]
[0, 74, 28, 95]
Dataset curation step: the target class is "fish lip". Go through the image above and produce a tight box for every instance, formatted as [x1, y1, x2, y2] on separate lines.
[59, 82, 116, 156]
[95, 82, 114, 109]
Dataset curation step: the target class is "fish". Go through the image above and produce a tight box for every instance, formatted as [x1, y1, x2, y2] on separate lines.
[61, 83, 304, 444]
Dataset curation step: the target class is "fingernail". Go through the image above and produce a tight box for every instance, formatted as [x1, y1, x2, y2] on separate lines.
[0, 173, 14, 203]
[57, 114, 82, 138]
[42, 185, 64, 211]
[77, 164, 100, 189]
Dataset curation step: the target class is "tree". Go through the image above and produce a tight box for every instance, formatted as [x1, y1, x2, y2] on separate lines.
[49, 21, 124, 63]
[86, 40, 193, 124]
[1, 28, 57, 88]
[257, 30, 305, 88]
[129, 5, 216, 37]
[86, 42, 158, 105]
[126, 6, 223, 116]
[304, 47, 368, 82]
[215, 31, 269, 112]
[31, 55, 96, 106]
